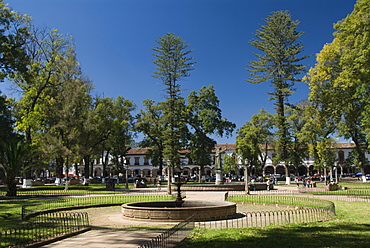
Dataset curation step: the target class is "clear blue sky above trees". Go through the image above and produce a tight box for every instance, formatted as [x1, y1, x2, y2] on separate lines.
[0, 0, 357, 144]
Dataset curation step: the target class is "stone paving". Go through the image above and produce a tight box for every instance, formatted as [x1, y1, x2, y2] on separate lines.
[40, 229, 163, 248]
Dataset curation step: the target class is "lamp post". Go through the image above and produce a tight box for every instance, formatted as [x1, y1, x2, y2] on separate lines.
[244, 159, 249, 194]
[323, 162, 327, 185]
[334, 162, 338, 184]
[167, 160, 172, 195]
[125, 158, 129, 189]
[329, 164, 333, 183]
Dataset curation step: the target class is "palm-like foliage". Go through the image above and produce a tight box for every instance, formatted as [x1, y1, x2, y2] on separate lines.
[0, 139, 32, 196]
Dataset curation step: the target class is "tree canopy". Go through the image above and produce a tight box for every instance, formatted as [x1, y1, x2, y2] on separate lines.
[305, 0, 370, 177]
[246, 10, 308, 164]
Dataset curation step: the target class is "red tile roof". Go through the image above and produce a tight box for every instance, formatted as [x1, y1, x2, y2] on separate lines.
[124, 143, 356, 155]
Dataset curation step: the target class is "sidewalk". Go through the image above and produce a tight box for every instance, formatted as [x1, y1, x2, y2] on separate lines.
[40, 229, 164, 248]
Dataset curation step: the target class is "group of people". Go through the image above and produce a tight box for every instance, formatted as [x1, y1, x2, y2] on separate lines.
[295, 177, 315, 188]
[135, 179, 147, 188]
[250, 177, 277, 191]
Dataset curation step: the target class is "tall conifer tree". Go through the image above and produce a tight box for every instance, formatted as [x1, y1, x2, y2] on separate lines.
[152, 33, 195, 193]
[152, 33, 195, 168]
[246, 11, 308, 177]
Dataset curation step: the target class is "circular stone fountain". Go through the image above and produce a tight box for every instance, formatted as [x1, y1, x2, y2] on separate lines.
[122, 200, 236, 222]
[122, 179, 236, 222]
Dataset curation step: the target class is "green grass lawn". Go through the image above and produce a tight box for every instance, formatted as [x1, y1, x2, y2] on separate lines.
[179, 200, 370, 248]
[0, 194, 174, 229]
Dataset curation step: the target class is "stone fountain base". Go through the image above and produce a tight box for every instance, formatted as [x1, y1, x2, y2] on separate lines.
[122, 200, 236, 222]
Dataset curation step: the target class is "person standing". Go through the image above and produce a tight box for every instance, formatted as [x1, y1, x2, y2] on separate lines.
[295, 177, 299, 187]
[251, 178, 256, 191]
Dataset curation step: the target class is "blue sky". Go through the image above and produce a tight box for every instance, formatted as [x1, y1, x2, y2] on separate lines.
[1, 0, 358, 144]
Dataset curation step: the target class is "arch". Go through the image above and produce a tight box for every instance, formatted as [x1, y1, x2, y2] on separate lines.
[275, 165, 286, 175]
[94, 167, 102, 177]
[133, 169, 141, 177]
[264, 165, 274, 175]
[191, 167, 199, 176]
[173, 167, 181, 174]
[142, 169, 151, 177]
[204, 167, 212, 176]
[182, 167, 191, 176]
[297, 165, 307, 176]
[151, 169, 159, 177]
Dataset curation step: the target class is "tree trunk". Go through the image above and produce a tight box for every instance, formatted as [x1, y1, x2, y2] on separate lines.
[5, 173, 17, 196]
[55, 156, 64, 186]
[244, 166, 249, 194]
[83, 155, 90, 178]
[64, 156, 69, 191]
[285, 165, 291, 185]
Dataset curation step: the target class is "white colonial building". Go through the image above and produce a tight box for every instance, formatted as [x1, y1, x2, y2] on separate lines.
[73, 143, 370, 179]
[1, 143, 369, 184]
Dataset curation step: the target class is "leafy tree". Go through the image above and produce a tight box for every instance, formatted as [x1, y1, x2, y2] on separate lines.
[305, 0, 370, 179]
[223, 153, 239, 177]
[186, 85, 235, 180]
[236, 108, 273, 175]
[298, 99, 339, 171]
[135, 99, 167, 178]
[34, 44, 92, 189]
[246, 10, 308, 168]
[152, 33, 195, 193]
[0, 1, 30, 81]
[333, 0, 370, 178]
[0, 93, 16, 142]
[78, 96, 116, 179]
[286, 101, 311, 175]
[13, 28, 74, 143]
[106, 96, 136, 177]
[11, 27, 77, 183]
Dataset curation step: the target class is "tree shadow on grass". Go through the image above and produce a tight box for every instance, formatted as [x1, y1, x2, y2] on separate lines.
[179, 223, 370, 248]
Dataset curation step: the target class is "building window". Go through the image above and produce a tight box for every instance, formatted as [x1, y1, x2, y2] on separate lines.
[126, 157, 131, 165]
[144, 158, 149, 165]
[134, 157, 140, 165]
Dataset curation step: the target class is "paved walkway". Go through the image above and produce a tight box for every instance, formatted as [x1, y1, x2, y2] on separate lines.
[41, 229, 163, 248]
